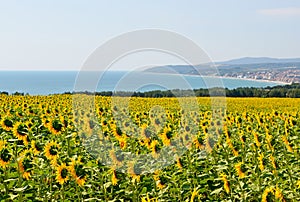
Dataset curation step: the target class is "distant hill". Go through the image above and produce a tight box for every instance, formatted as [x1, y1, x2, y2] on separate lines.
[218, 57, 300, 65]
[145, 57, 300, 83]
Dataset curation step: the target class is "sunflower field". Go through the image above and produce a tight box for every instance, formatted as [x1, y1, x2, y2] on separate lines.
[0, 95, 300, 201]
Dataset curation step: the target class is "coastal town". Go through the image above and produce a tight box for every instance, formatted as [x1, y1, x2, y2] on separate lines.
[221, 68, 300, 84]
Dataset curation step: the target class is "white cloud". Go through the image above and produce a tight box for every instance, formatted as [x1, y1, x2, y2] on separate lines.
[258, 7, 300, 17]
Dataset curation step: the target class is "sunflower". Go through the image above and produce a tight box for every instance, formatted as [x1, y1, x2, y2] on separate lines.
[261, 187, 273, 202]
[31, 140, 43, 155]
[234, 162, 245, 178]
[25, 119, 34, 132]
[176, 157, 183, 170]
[156, 180, 166, 189]
[117, 136, 127, 150]
[270, 155, 276, 170]
[190, 188, 199, 202]
[274, 186, 283, 200]
[69, 158, 86, 186]
[220, 173, 230, 194]
[18, 150, 34, 180]
[258, 153, 264, 171]
[297, 180, 300, 189]
[253, 132, 261, 147]
[109, 150, 123, 167]
[150, 140, 159, 158]
[48, 119, 63, 135]
[141, 194, 158, 202]
[0, 140, 5, 149]
[246, 125, 252, 133]
[1, 117, 13, 131]
[13, 122, 29, 145]
[192, 136, 204, 150]
[111, 169, 118, 186]
[127, 162, 140, 182]
[44, 141, 59, 165]
[159, 130, 171, 146]
[204, 134, 214, 153]
[281, 135, 293, 152]
[0, 140, 12, 169]
[152, 170, 160, 181]
[56, 163, 69, 185]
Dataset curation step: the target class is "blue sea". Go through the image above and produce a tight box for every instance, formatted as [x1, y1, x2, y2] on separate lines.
[0, 71, 284, 95]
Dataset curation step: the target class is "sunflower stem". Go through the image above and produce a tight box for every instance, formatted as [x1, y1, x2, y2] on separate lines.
[4, 169, 8, 201]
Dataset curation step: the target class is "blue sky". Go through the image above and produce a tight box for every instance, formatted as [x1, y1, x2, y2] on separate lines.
[0, 0, 300, 70]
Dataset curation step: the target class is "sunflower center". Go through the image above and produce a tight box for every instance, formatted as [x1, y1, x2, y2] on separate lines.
[0, 148, 11, 162]
[23, 158, 33, 171]
[4, 119, 13, 127]
[49, 146, 58, 155]
[35, 142, 43, 151]
[61, 168, 68, 179]
[17, 125, 28, 136]
[52, 120, 62, 131]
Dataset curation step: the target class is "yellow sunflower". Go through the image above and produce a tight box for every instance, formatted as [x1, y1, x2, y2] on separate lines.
[190, 187, 199, 202]
[234, 162, 246, 178]
[13, 122, 29, 145]
[31, 140, 43, 155]
[18, 150, 34, 180]
[69, 158, 86, 186]
[274, 186, 284, 200]
[111, 169, 118, 186]
[176, 157, 183, 170]
[127, 162, 140, 182]
[109, 150, 123, 167]
[220, 173, 230, 194]
[258, 153, 264, 171]
[1, 117, 14, 131]
[156, 180, 166, 189]
[56, 163, 69, 185]
[44, 141, 59, 165]
[117, 136, 127, 150]
[0, 140, 12, 169]
[261, 187, 273, 202]
[141, 193, 158, 202]
[150, 140, 159, 158]
[48, 119, 63, 135]
[159, 130, 171, 146]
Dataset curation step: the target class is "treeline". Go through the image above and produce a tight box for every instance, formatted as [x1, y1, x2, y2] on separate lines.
[0, 91, 26, 96]
[68, 83, 300, 98]
[2, 83, 300, 97]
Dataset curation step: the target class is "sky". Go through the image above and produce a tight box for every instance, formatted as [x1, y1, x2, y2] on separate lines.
[0, 0, 300, 70]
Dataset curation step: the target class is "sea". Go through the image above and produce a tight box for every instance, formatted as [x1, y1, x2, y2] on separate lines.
[0, 71, 285, 95]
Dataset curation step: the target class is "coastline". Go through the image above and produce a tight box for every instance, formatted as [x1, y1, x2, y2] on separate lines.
[201, 75, 291, 85]
[145, 71, 292, 85]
